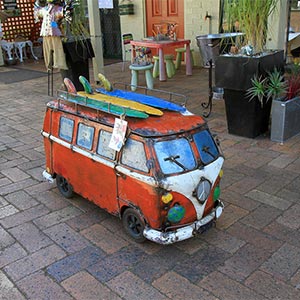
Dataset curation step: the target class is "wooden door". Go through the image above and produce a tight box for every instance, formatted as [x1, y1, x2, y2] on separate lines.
[146, 0, 184, 55]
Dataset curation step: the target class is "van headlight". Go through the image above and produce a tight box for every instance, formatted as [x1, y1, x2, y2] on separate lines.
[194, 178, 211, 204]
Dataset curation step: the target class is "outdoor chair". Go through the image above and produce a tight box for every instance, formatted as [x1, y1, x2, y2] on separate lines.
[122, 33, 133, 71]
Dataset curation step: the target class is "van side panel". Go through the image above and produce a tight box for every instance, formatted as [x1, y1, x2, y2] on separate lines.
[117, 174, 162, 229]
[46, 109, 119, 215]
[52, 145, 118, 214]
[42, 108, 53, 174]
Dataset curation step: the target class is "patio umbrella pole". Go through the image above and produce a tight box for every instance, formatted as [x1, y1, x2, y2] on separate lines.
[201, 59, 213, 117]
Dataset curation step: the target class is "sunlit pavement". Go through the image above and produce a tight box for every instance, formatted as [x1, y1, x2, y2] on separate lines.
[0, 59, 300, 300]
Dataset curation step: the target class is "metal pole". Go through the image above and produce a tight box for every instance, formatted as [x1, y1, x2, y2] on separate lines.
[48, 49, 54, 96]
[201, 59, 213, 118]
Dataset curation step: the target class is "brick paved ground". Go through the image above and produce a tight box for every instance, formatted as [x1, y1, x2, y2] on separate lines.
[0, 60, 300, 300]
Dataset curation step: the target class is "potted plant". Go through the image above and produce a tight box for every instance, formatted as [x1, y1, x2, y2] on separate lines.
[215, 0, 285, 138]
[61, 0, 94, 91]
[34, 0, 94, 90]
[246, 65, 300, 142]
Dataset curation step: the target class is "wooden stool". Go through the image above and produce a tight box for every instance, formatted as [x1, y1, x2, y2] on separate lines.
[175, 48, 194, 69]
[129, 63, 154, 91]
[164, 54, 176, 78]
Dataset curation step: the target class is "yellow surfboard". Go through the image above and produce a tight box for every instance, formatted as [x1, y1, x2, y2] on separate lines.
[77, 91, 163, 116]
[78, 75, 163, 116]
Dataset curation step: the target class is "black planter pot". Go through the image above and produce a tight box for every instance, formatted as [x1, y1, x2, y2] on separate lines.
[224, 90, 272, 138]
[62, 39, 95, 91]
[215, 50, 285, 138]
[215, 50, 285, 90]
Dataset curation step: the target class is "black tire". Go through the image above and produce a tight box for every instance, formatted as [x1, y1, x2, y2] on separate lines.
[122, 208, 146, 243]
[56, 175, 74, 198]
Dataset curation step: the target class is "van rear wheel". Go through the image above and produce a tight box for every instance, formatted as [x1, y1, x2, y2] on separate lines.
[122, 208, 146, 243]
[56, 175, 74, 198]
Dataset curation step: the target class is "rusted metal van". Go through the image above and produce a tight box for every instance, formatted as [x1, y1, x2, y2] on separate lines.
[42, 89, 224, 244]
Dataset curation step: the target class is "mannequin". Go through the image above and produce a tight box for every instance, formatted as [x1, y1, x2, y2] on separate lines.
[34, 0, 68, 70]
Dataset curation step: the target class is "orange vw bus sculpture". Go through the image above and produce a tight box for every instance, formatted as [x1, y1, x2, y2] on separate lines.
[42, 76, 224, 245]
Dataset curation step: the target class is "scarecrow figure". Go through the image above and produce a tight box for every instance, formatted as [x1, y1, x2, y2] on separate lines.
[34, 0, 68, 70]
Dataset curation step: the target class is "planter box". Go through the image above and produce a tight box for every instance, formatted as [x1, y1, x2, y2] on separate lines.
[215, 50, 284, 91]
[62, 39, 95, 91]
[224, 89, 272, 138]
[271, 97, 300, 143]
[215, 50, 284, 138]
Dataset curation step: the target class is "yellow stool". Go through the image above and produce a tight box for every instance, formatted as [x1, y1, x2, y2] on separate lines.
[153, 55, 159, 78]
[152, 55, 176, 79]
[175, 48, 194, 70]
[129, 63, 154, 91]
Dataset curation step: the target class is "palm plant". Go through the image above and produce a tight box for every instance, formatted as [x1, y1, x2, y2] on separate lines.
[246, 75, 268, 107]
[246, 67, 300, 107]
[63, 0, 89, 41]
[223, 0, 279, 54]
[266, 68, 286, 101]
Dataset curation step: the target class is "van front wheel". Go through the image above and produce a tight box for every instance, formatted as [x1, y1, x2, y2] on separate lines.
[56, 175, 74, 198]
[122, 208, 146, 243]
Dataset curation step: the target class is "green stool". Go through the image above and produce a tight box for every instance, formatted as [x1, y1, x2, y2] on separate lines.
[129, 63, 154, 91]
[175, 48, 194, 70]
[164, 54, 176, 78]
[153, 55, 160, 78]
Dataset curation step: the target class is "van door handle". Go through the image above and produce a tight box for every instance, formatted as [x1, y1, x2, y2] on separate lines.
[116, 171, 126, 179]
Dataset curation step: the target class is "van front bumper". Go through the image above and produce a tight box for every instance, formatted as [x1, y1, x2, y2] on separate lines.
[42, 170, 54, 183]
[143, 202, 224, 245]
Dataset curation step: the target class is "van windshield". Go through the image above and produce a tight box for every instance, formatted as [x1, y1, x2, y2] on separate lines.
[193, 130, 219, 164]
[154, 138, 196, 175]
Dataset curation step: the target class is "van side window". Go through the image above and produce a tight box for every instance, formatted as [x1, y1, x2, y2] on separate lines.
[97, 130, 116, 160]
[121, 138, 148, 173]
[59, 117, 74, 142]
[77, 123, 95, 150]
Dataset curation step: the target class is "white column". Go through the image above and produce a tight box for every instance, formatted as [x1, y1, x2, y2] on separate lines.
[87, 0, 104, 83]
[266, 0, 289, 53]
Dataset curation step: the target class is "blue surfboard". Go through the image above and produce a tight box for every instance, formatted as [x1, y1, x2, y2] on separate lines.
[95, 87, 187, 113]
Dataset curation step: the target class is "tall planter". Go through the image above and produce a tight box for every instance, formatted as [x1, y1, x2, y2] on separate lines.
[215, 50, 284, 138]
[224, 90, 272, 138]
[62, 39, 95, 91]
[271, 97, 300, 143]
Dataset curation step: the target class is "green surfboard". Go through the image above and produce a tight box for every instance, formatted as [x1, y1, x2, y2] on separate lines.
[57, 90, 149, 119]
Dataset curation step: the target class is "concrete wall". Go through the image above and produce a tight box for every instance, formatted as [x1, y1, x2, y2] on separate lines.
[119, 0, 145, 41]
[266, 0, 289, 52]
[184, 0, 220, 65]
